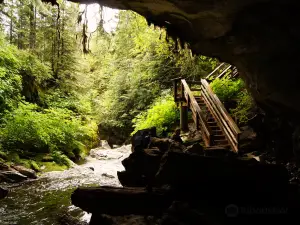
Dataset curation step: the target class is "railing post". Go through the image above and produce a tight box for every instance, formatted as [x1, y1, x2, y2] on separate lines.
[173, 79, 178, 102]
[171, 77, 182, 102]
[180, 102, 189, 132]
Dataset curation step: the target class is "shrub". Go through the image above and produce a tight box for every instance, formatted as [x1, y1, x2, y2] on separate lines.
[30, 160, 41, 172]
[51, 151, 72, 167]
[132, 94, 179, 136]
[0, 102, 97, 162]
[210, 76, 244, 102]
[230, 90, 254, 124]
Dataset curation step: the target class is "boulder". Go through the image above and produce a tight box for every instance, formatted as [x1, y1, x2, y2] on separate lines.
[11, 165, 37, 179]
[148, 137, 171, 153]
[131, 127, 156, 152]
[0, 187, 8, 199]
[0, 161, 11, 171]
[0, 171, 28, 183]
[100, 140, 111, 149]
[117, 171, 147, 187]
[118, 148, 164, 187]
[184, 143, 204, 155]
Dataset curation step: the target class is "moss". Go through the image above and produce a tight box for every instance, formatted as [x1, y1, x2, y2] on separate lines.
[30, 160, 41, 172]
[41, 155, 54, 162]
[19, 159, 31, 168]
[42, 162, 68, 172]
[0, 151, 8, 160]
[7, 152, 21, 163]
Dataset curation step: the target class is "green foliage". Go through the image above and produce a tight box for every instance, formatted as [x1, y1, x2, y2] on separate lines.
[51, 151, 72, 167]
[132, 94, 179, 136]
[90, 11, 216, 140]
[210, 76, 244, 102]
[0, 150, 8, 160]
[230, 90, 254, 124]
[42, 162, 68, 172]
[0, 37, 22, 114]
[30, 160, 41, 172]
[210, 76, 255, 125]
[0, 102, 97, 163]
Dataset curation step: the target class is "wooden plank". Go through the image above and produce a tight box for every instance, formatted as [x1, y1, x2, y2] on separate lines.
[190, 88, 202, 91]
[201, 86, 237, 144]
[216, 65, 232, 79]
[201, 86, 238, 152]
[205, 62, 225, 79]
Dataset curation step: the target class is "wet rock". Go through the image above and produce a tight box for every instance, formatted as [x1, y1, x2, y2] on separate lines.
[57, 212, 88, 225]
[117, 171, 147, 187]
[184, 143, 204, 155]
[0, 161, 11, 171]
[89, 148, 108, 159]
[118, 148, 164, 187]
[11, 165, 37, 179]
[0, 171, 28, 183]
[100, 140, 111, 150]
[0, 187, 8, 199]
[102, 173, 115, 179]
[131, 127, 156, 152]
[148, 137, 171, 153]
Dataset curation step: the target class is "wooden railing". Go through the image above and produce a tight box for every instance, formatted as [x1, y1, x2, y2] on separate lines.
[205, 63, 239, 81]
[173, 78, 212, 146]
[173, 77, 241, 152]
[200, 79, 241, 152]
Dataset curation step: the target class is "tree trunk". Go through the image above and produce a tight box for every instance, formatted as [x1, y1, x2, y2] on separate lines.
[29, 2, 36, 49]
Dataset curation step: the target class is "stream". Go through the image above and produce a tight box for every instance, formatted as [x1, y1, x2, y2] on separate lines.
[0, 145, 131, 225]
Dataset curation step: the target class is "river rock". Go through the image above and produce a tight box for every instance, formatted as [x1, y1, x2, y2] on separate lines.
[0, 171, 28, 183]
[131, 127, 156, 152]
[102, 173, 115, 179]
[0, 187, 8, 199]
[184, 143, 204, 155]
[11, 165, 37, 179]
[148, 137, 171, 153]
[0, 161, 11, 171]
[100, 140, 111, 149]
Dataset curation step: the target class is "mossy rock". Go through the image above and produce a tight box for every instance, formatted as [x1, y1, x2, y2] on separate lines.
[30, 160, 41, 172]
[41, 155, 54, 162]
[42, 162, 68, 172]
[7, 152, 21, 163]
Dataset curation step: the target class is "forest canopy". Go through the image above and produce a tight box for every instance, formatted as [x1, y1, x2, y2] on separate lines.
[0, 0, 252, 169]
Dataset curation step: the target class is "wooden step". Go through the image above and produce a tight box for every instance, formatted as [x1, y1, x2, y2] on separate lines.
[211, 130, 223, 135]
[210, 126, 221, 130]
[213, 140, 229, 145]
[213, 135, 226, 140]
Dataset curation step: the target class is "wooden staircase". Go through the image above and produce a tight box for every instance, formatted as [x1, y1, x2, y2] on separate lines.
[173, 71, 241, 152]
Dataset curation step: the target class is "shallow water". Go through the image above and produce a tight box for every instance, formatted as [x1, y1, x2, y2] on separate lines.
[0, 145, 131, 225]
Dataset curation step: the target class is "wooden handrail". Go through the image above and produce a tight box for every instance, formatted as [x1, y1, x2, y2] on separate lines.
[201, 79, 241, 152]
[205, 63, 225, 80]
[180, 79, 212, 146]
